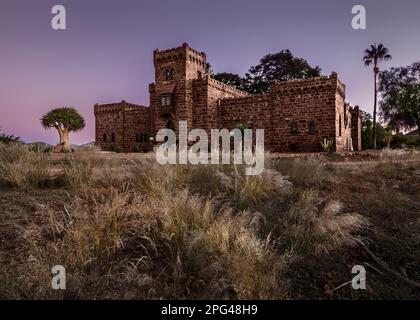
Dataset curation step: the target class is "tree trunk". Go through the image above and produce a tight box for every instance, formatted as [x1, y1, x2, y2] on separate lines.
[372, 68, 378, 149]
[61, 128, 71, 152]
[55, 127, 71, 153]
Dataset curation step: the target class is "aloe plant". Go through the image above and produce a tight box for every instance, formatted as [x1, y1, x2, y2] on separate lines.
[320, 138, 334, 153]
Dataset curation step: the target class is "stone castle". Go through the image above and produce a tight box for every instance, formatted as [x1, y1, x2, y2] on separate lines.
[94, 43, 362, 152]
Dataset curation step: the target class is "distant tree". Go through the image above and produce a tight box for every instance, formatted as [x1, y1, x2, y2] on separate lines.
[211, 50, 321, 94]
[213, 72, 248, 91]
[41, 107, 85, 152]
[360, 111, 389, 149]
[245, 49, 321, 94]
[361, 111, 373, 149]
[205, 62, 214, 76]
[379, 62, 420, 136]
[363, 43, 392, 148]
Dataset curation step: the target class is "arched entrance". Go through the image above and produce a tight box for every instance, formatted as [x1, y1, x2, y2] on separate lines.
[165, 120, 176, 132]
[164, 119, 177, 144]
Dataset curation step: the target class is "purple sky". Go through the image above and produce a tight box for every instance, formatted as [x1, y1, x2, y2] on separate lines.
[1, 0, 419, 145]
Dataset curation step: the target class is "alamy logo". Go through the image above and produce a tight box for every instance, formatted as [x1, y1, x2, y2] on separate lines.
[51, 5, 66, 30]
[351, 5, 366, 30]
[155, 121, 265, 176]
[51, 265, 66, 290]
[351, 265, 366, 290]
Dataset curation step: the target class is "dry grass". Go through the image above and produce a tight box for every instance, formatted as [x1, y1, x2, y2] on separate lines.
[0, 143, 50, 189]
[1, 142, 419, 299]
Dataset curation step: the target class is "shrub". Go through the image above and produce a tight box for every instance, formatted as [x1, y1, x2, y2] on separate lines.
[132, 145, 141, 153]
[0, 133, 21, 144]
[257, 190, 368, 257]
[320, 138, 334, 153]
[113, 146, 123, 153]
[391, 134, 420, 149]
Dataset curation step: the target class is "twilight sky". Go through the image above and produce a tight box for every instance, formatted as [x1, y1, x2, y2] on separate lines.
[0, 0, 419, 145]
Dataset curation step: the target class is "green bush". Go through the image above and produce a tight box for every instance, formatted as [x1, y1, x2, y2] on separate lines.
[0, 133, 20, 144]
[391, 134, 420, 148]
[362, 120, 394, 149]
[110, 146, 123, 153]
[132, 145, 142, 153]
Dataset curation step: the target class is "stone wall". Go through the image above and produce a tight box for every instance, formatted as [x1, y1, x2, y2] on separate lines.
[94, 101, 150, 152]
[219, 73, 354, 152]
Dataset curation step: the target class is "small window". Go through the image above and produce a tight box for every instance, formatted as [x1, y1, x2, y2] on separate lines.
[308, 121, 316, 135]
[160, 95, 172, 106]
[111, 132, 115, 142]
[197, 71, 202, 78]
[103, 134, 107, 142]
[291, 122, 298, 136]
[140, 133, 144, 143]
[165, 69, 174, 80]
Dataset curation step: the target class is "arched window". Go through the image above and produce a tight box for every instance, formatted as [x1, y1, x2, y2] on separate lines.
[111, 132, 115, 142]
[165, 69, 174, 80]
[166, 120, 176, 131]
[291, 122, 298, 136]
[308, 121, 316, 135]
[103, 134, 107, 142]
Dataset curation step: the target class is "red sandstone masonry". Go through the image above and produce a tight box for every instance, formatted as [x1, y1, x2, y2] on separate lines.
[94, 44, 362, 153]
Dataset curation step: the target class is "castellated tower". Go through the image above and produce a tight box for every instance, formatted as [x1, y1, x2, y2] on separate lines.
[149, 43, 207, 139]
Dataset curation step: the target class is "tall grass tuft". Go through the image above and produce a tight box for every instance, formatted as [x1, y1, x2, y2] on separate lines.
[0, 143, 50, 189]
[261, 190, 368, 257]
[61, 151, 96, 191]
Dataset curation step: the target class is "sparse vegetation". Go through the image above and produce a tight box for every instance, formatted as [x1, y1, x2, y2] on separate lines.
[0, 143, 419, 299]
[0, 132, 21, 144]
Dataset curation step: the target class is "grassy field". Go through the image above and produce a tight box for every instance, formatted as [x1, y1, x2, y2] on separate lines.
[0, 143, 419, 299]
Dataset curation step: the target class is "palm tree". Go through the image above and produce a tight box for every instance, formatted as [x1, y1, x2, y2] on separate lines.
[363, 43, 392, 149]
[41, 107, 85, 152]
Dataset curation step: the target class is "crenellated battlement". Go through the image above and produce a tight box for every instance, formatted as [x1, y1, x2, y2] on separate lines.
[94, 101, 148, 115]
[201, 75, 249, 97]
[271, 72, 345, 97]
[153, 43, 207, 67]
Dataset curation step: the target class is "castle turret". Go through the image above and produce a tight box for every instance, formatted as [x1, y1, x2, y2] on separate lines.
[150, 43, 208, 137]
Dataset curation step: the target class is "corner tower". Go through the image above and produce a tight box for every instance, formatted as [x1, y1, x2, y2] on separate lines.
[149, 43, 207, 137]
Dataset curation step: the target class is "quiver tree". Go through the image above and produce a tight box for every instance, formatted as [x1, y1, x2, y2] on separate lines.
[41, 107, 85, 152]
